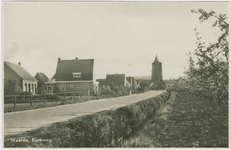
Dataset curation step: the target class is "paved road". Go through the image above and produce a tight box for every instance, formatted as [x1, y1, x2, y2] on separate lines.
[4, 90, 165, 135]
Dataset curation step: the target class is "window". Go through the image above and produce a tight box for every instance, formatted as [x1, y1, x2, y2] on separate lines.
[72, 72, 81, 78]
[60, 84, 66, 91]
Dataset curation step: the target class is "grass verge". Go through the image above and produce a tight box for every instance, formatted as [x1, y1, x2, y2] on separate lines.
[113, 92, 228, 147]
[4, 92, 169, 147]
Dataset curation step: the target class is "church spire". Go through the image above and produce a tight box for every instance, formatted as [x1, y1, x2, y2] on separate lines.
[154, 54, 159, 62]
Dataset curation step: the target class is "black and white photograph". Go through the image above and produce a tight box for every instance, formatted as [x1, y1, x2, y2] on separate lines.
[2, 1, 229, 148]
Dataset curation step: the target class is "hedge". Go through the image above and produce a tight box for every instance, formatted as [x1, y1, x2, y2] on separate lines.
[4, 92, 170, 148]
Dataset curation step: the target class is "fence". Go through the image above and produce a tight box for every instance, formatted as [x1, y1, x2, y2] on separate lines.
[4, 89, 146, 108]
[4, 91, 89, 108]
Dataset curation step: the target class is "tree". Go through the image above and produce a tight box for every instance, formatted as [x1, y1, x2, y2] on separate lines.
[184, 9, 229, 104]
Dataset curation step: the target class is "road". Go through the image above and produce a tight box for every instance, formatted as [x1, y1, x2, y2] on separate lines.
[4, 90, 165, 135]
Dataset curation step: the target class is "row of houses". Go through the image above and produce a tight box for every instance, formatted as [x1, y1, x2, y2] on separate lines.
[4, 57, 98, 95]
[96, 74, 140, 88]
[4, 55, 185, 95]
[4, 57, 139, 95]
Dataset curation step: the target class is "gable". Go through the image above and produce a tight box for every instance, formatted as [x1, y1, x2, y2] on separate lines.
[35, 72, 49, 82]
[4, 64, 22, 82]
[54, 59, 94, 81]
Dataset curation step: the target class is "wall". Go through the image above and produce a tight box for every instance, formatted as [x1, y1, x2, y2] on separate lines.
[37, 81, 44, 94]
[22, 80, 38, 94]
[54, 81, 94, 93]
[4, 65, 23, 94]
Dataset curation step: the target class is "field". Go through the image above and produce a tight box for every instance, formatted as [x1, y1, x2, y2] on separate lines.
[115, 92, 228, 147]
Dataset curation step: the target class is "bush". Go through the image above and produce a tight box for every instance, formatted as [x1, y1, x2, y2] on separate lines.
[20, 91, 33, 95]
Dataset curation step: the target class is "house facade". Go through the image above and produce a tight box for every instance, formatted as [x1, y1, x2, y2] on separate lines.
[50, 57, 98, 93]
[106, 73, 127, 86]
[126, 76, 139, 89]
[34, 72, 50, 94]
[4, 61, 38, 95]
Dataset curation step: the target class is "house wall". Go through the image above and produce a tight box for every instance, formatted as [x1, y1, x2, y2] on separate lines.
[42, 84, 55, 94]
[4, 65, 38, 95]
[106, 76, 126, 86]
[34, 73, 47, 94]
[96, 79, 107, 86]
[37, 81, 44, 94]
[54, 82, 94, 93]
[4, 65, 22, 89]
[126, 77, 133, 86]
[22, 80, 38, 94]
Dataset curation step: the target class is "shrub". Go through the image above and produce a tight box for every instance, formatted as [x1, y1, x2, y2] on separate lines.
[20, 91, 33, 95]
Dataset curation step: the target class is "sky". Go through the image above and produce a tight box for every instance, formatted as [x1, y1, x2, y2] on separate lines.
[2, 2, 230, 80]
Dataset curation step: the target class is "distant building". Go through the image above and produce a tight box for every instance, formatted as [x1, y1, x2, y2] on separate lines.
[151, 55, 165, 89]
[163, 78, 178, 90]
[126, 77, 134, 86]
[43, 79, 55, 94]
[151, 55, 163, 85]
[106, 73, 127, 86]
[96, 79, 107, 86]
[50, 57, 98, 93]
[126, 76, 140, 89]
[4, 61, 38, 95]
[34, 72, 50, 94]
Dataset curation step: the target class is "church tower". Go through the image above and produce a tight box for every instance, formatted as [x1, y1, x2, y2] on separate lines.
[151, 54, 163, 85]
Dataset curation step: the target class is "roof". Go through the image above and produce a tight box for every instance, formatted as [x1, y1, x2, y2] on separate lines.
[96, 79, 107, 85]
[163, 80, 177, 85]
[5, 61, 37, 81]
[134, 76, 151, 80]
[106, 74, 126, 86]
[137, 79, 152, 83]
[154, 54, 160, 62]
[35, 72, 49, 82]
[54, 58, 94, 81]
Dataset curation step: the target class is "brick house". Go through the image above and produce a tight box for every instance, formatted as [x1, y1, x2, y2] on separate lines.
[126, 76, 139, 88]
[34, 72, 50, 94]
[106, 73, 128, 86]
[4, 61, 38, 95]
[50, 57, 98, 93]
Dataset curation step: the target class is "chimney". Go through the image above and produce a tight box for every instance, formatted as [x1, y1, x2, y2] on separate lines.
[75, 57, 78, 60]
[18, 62, 21, 65]
[58, 58, 61, 61]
